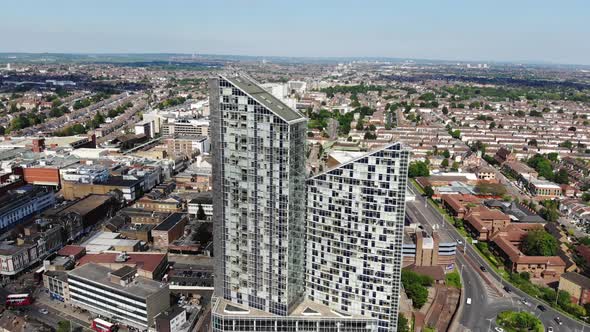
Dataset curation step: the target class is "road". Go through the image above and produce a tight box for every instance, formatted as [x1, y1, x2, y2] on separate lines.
[0, 278, 90, 331]
[406, 184, 586, 331]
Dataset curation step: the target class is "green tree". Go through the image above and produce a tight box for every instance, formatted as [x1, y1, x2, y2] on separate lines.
[521, 229, 558, 256]
[560, 140, 574, 149]
[442, 106, 449, 115]
[554, 168, 569, 184]
[441, 158, 449, 168]
[397, 314, 410, 332]
[405, 282, 428, 309]
[408, 161, 430, 178]
[442, 149, 451, 158]
[424, 185, 434, 198]
[196, 204, 207, 220]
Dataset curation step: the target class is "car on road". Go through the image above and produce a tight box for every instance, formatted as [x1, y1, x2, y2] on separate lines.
[466, 298, 472, 305]
[456, 239, 463, 245]
[480, 265, 487, 272]
[547, 327, 553, 332]
[38, 308, 48, 315]
[537, 304, 547, 312]
[554, 317, 563, 325]
[494, 327, 504, 332]
[503, 286, 511, 293]
[521, 298, 530, 306]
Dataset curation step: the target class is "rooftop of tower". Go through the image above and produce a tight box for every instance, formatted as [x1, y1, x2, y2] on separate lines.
[221, 73, 306, 123]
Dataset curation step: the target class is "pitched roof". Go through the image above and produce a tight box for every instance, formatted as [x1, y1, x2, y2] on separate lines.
[561, 272, 590, 289]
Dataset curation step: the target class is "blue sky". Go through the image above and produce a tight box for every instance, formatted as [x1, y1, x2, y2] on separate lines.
[1, 0, 589, 64]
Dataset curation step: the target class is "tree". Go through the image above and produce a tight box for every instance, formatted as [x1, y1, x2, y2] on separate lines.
[559, 140, 574, 149]
[442, 106, 449, 115]
[397, 314, 410, 332]
[451, 161, 460, 171]
[196, 204, 207, 220]
[424, 185, 434, 198]
[521, 229, 558, 256]
[547, 152, 559, 162]
[442, 149, 451, 159]
[554, 168, 569, 184]
[408, 161, 430, 178]
[441, 158, 449, 168]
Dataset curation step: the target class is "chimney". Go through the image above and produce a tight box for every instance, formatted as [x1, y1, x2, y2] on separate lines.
[32, 138, 45, 153]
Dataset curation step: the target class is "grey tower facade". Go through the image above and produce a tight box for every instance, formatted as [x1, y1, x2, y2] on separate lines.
[306, 143, 410, 331]
[210, 73, 307, 314]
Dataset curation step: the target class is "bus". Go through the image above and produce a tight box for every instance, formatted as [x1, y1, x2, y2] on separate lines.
[91, 318, 118, 332]
[5, 294, 33, 307]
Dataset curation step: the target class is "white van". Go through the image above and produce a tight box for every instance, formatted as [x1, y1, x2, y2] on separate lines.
[466, 298, 472, 305]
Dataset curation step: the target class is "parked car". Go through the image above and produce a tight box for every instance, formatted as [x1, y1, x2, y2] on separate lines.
[480, 265, 487, 272]
[554, 317, 563, 325]
[503, 286, 511, 293]
[39, 308, 48, 315]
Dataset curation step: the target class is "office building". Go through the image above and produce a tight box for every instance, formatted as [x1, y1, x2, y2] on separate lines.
[210, 73, 378, 331]
[68, 263, 170, 330]
[306, 143, 410, 331]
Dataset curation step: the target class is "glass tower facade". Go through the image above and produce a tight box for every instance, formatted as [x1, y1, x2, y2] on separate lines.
[306, 143, 410, 331]
[210, 73, 307, 316]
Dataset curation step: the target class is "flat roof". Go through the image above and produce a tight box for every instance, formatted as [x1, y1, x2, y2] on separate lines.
[222, 74, 305, 123]
[77, 252, 167, 274]
[59, 194, 112, 216]
[68, 263, 166, 298]
[154, 213, 186, 231]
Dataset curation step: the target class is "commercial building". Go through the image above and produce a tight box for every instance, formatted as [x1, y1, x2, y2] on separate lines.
[162, 119, 209, 138]
[61, 175, 143, 201]
[154, 306, 187, 332]
[152, 213, 189, 249]
[306, 143, 409, 331]
[44, 271, 70, 303]
[210, 73, 377, 331]
[165, 136, 210, 158]
[402, 227, 456, 270]
[77, 252, 168, 280]
[68, 263, 170, 330]
[187, 192, 213, 220]
[0, 187, 55, 231]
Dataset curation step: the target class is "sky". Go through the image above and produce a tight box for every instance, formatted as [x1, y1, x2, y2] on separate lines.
[1, 0, 589, 65]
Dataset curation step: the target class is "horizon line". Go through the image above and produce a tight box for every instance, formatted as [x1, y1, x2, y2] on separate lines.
[0, 51, 588, 68]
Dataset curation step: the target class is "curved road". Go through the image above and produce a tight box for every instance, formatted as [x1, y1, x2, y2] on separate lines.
[407, 183, 587, 331]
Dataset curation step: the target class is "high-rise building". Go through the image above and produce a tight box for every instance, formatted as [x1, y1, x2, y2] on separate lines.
[210, 73, 377, 331]
[306, 143, 410, 331]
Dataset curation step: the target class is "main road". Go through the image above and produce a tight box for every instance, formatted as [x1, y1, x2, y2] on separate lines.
[406, 183, 585, 331]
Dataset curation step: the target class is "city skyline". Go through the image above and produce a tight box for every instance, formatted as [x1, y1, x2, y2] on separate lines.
[1, 0, 589, 65]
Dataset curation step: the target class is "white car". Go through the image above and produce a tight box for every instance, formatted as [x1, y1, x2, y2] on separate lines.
[494, 327, 504, 332]
[466, 298, 472, 305]
[456, 239, 463, 245]
[547, 327, 554, 332]
[39, 308, 48, 315]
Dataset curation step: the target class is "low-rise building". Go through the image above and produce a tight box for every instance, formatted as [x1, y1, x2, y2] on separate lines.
[402, 227, 456, 271]
[152, 213, 189, 249]
[44, 270, 70, 303]
[464, 206, 511, 241]
[0, 187, 55, 231]
[155, 306, 188, 332]
[558, 272, 590, 305]
[68, 263, 171, 331]
[490, 224, 565, 281]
